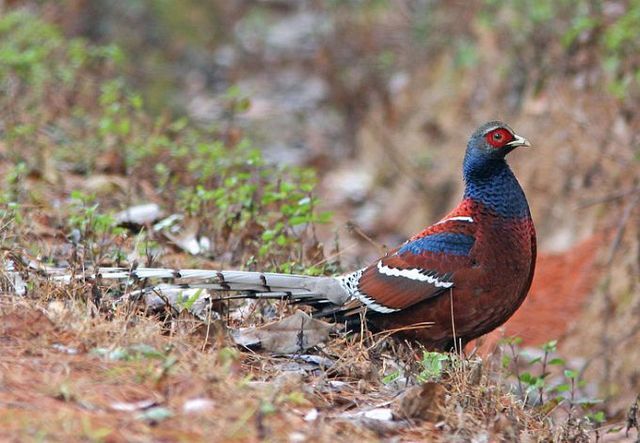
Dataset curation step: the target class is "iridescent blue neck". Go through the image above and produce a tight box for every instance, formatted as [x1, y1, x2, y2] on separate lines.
[463, 152, 530, 218]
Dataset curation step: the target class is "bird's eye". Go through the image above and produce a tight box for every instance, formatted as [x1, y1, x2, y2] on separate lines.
[486, 128, 513, 148]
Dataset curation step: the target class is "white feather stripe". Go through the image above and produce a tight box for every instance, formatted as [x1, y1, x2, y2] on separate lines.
[337, 269, 399, 313]
[376, 261, 453, 288]
[354, 294, 399, 313]
[435, 216, 474, 225]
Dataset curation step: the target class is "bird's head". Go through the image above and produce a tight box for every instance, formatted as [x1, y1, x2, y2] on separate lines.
[463, 121, 530, 179]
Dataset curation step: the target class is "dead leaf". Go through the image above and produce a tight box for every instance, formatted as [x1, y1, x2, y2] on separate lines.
[304, 409, 318, 422]
[340, 406, 406, 434]
[96, 149, 126, 174]
[170, 232, 211, 255]
[304, 238, 325, 263]
[232, 310, 334, 353]
[392, 382, 446, 422]
[84, 174, 128, 195]
[142, 287, 220, 321]
[110, 399, 157, 412]
[161, 217, 212, 255]
[183, 398, 216, 414]
[115, 203, 163, 226]
[361, 408, 393, 421]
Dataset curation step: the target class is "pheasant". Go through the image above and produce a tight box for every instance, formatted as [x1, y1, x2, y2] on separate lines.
[49, 121, 536, 351]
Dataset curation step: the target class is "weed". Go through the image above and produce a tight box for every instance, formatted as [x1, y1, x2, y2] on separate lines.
[485, 0, 640, 100]
[417, 351, 450, 383]
[0, 11, 334, 278]
[501, 337, 605, 434]
[67, 190, 127, 266]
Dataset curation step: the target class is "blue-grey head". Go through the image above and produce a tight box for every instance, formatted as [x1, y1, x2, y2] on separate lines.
[463, 121, 531, 180]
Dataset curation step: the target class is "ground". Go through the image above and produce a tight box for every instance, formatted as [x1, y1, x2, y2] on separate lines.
[1, 2, 640, 442]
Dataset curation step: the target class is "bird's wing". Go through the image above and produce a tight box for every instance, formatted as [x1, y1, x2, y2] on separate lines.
[353, 216, 477, 313]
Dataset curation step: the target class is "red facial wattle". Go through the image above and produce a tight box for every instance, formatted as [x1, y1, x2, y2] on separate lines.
[485, 128, 514, 148]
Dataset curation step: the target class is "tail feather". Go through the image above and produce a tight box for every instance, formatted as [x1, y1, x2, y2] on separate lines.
[51, 266, 351, 305]
[131, 283, 326, 300]
[53, 267, 318, 291]
[18, 262, 356, 324]
[9, 258, 367, 330]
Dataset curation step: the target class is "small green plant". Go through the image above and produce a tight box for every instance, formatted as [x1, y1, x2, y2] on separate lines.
[381, 351, 450, 385]
[484, 0, 640, 101]
[176, 289, 204, 311]
[67, 190, 126, 265]
[276, 391, 309, 406]
[417, 351, 450, 383]
[382, 370, 401, 385]
[0, 162, 27, 204]
[501, 337, 605, 430]
[0, 163, 28, 232]
[503, 338, 565, 405]
[0, 10, 125, 171]
[173, 137, 333, 267]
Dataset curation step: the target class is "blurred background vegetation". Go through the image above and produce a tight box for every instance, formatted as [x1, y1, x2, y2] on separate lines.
[1, 0, 639, 434]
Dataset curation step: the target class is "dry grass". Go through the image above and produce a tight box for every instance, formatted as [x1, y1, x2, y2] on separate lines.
[1, 3, 639, 441]
[0, 287, 561, 442]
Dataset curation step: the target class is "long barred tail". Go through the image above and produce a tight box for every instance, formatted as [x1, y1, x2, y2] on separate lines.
[49, 266, 352, 307]
[3, 256, 372, 339]
[3, 251, 358, 321]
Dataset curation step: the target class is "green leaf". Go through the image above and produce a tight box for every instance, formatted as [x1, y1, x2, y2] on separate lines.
[107, 347, 129, 361]
[528, 357, 542, 366]
[541, 340, 557, 352]
[382, 370, 401, 384]
[552, 383, 571, 393]
[260, 401, 276, 414]
[162, 355, 178, 371]
[501, 336, 523, 346]
[129, 343, 165, 359]
[136, 407, 173, 422]
[276, 234, 287, 246]
[519, 372, 535, 385]
[316, 211, 333, 223]
[177, 289, 203, 310]
[588, 411, 606, 423]
[279, 391, 307, 405]
[417, 351, 449, 382]
[575, 398, 603, 406]
[289, 215, 310, 226]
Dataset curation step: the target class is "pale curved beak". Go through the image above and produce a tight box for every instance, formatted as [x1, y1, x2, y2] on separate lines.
[506, 134, 531, 148]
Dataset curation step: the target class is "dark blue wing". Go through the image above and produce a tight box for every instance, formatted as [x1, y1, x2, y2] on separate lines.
[398, 232, 475, 256]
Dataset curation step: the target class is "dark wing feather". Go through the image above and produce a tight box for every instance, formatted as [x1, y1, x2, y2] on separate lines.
[355, 221, 477, 312]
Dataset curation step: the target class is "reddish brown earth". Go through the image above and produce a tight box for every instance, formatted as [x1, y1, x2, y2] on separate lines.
[479, 233, 605, 351]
